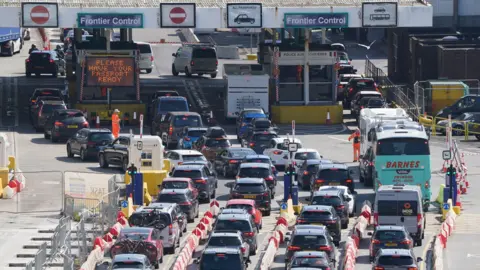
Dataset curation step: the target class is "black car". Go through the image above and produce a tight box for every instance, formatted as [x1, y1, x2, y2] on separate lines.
[156, 189, 199, 223]
[313, 163, 354, 193]
[241, 118, 274, 140]
[229, 178, 271, 216]
[195, 247, 247, 270]
[171, 164, 217, 203]
[214, 213, 258, 255]
[297, 159, 332, 191]
[359, 147, 375, 187]
[310, 190, 350, 229]
[98, 136, 130, 170]
[152, 111, 203, 149]
[43, 109, 88, 142]
[148, 90, 180, 121]
[286, 251, 332, 270]
[30, 88, 63, 106]
[343, 78, 377, 108]
[32, 100, 67, 131]
[213, 148, 256, 178]
[296, 205, 342, 245]
[237, 163, 276, 198]
[242, 154, 277, 176]
[26, 50, 66, 77]
[242, 130, 279, 154]
[205, 126, 227, 138]
[368, 225, 414, 261]
[234, 14, 255, 24]
[67, 128, 114, 161]
[351, 95, 385, 117]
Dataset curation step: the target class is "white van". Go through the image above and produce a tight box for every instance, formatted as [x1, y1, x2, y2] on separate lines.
[136, 41, 154, 74]
[374, 184, 425, 246]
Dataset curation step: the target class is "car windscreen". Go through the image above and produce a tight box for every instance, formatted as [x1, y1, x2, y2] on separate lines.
[295, 152, 320, 160]
[377, 200, 419, 217]
[341, 76, 356, 83]
[41, 104, 66, 113]
[233, 183, 266, 193]
[300, 211, 333, 219]
[361, 97, 384, 106]
[157, 193, 188, 203]
[112, 262, 144, 269]
[339, 53, 349, 61]
[118, 232, 150, 241]
[312, 196, 341, 206]
[253, 134, 278, 141]
[172, 170, 202, 179]
[245, 158, 269, 164]
[378, 255, 414, 266]
[200, 253, 243, 270]
[376, 138, 430, 155]
[37, 96, 62, 103]
[188, 130, 207, 137]
[89, 132, 114, 142]
[58, 111, 84, 120]
[183, 155, 206, 161]
[226, 204, 253, 212]
[159, 99, 188, 112]
[215, 219, 251, 232]
[253, 121, 270, 129]
[29, 52, 51, 62]
[137, 44, 152, 53]
[229, 150, 254, 158]
[317, 169, 349, 181]
[208, 236, 242, 247]
[238, 168, 269, 178]
[375, 230, 406, 241]
[162, 181, 188, 189]
[33, 90, 61, 99]
[291, 257, 329, 268]
[173, 115, 201, 127]
[206, 139, 230, 147]
[192, 48, 216, 58]
[276, 143, 303, 150]
[291, 235, 327, 246]
[354, 80, 375, 88]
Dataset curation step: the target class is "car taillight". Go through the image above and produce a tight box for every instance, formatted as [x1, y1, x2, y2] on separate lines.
[345, 179, 352, 183]
[215, 60, 218, 66]
[338, 85, 343, 89]
[49, 59, 54, 64]
[374, 267, 384, 270]
[150, 55, 154, 61]
[296, 219, 306, 224]
[303, 171, 309, 175]
[369, 161, 374, 166]
[417, 214, 422, 228]
[287, 246, 301, 251]
[83, 121, 89, 128]
[374, 213, 379, 226]
[38, 106, 43, 116]
[168, 224, 173, 235]
[371, 239, 380, 244]
[184, 137, 191, 141]
[26, 59, 30, 63]
[315, 179, 324, 184]
[425, 182, 430, 188]
[168, 126, 173, 136]
[231, 192, 240, 197]
[243, 232, 254, 237]
[318, 246, 332, 252]
[407, 268, 417, 270]
[54, 121, 64, 127]
[349, 87, 353, 93]
[264, 176, 273, 181]
[195, 179, 206, 184]
[273, 150, 283, 155]
[360, 106, 364, 109]
[87, 141, 96, 147]
[190, 60, 195, 66]
[324, 220, 336, 224]
[263, 191, 269, 197]
[229, 160, 239, 164]
[240, 247, 246, 253]
[336, 205, 345, 210]
[249, 142, 255, 147]
[401, 239, 412, 245]
[247, 209, 253, 214]
[179, 201, 192, 206]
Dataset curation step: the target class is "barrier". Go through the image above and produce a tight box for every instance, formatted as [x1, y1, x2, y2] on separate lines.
[180, 29, 200, 43]
[216, 46, 240, 59]
[432, 199, 458, 270]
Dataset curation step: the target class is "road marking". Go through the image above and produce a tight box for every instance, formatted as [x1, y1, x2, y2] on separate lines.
[42, 181, 59, 185]
[328, 136, 349, 143]
[467, 254, 480, 258]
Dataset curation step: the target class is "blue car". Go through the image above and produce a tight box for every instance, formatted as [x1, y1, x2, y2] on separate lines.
[178, 127, 208, 149]
[236, 112, 267, 140]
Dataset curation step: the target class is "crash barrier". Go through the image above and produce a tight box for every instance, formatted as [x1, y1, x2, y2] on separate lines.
[432, 199, 458, 270]
[180, 28, 200, 43]
[418, 114, 480, 141]
[172, 200, 219, 270]
[259, 216, 294, 270]
[216, 46, 240, 59]
[80, 212, 129, 270]
[342, 237, 359, 270]
[0, 132, 23, 199]
[3, 169, 26, 199]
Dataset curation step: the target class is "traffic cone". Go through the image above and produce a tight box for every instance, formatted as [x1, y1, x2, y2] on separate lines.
[326, 110, 332, 125]
[441, 161, 447, 173]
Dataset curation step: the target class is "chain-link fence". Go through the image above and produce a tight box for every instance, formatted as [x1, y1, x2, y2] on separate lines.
[364, 56, 420, 121]
[23, 173, 121, 269]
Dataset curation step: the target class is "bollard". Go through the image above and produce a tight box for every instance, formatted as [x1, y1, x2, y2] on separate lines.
[96, 116, 100, 128]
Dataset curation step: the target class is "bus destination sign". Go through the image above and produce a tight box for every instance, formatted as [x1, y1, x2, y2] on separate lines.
[85, 57, 135, 87]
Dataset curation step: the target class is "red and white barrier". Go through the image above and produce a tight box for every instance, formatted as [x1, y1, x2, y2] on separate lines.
[433, 204, 458, 270]
[209, 200, 220, 216]
[259, 216, 296, 270]
[3, 169, 27, 199]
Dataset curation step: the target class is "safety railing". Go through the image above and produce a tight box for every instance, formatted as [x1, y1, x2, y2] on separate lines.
[418, 114, 480, 141]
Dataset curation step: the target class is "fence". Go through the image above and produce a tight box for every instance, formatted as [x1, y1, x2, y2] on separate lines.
[22, 173, 121, 269]
[364, 56, 420, 120]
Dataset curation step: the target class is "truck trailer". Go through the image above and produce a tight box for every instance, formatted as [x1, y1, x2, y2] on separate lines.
[0, 27, 24, 56]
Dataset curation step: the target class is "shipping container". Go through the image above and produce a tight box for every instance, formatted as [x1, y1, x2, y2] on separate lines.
[437, 45, 480, 82]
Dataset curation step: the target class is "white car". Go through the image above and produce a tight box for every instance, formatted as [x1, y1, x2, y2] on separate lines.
[164, 149, 206, 171]
[262, 137, 303, 167]
[292, 148, 322, 173]
[319, 185, 356, 217]
[135, 41, 154, 74]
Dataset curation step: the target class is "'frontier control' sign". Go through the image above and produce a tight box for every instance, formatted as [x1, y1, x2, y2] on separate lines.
[284, 13, 348, 28]
[77, 13, 144, 28]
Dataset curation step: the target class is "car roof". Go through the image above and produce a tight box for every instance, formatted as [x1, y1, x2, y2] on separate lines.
[294, 228, 327, 235]
[319, 186, 348, 192]
[302, 205, 334, 212]
[295, 148, 318, 153]
[187, 127, 208, 131]
[83, 128, 111, 133]
[244, 154, 270, 160]
[121, 227, 152, 233]
[159, 96, 186, 100]
[229, 147, 254, 152]
[357, 91, 381, 95]
[376, 225, 406, 231]
[272, 137, 302, 143]
[163, 177, 191, 182]
[175, 164, 204, 170]
[203, 247, 241, 254]
[41, 101, 65, 105]
[378, 249, 413, 256]
[57, 109, 82, 114]
[341, 74, 361, 77]
[112, 253, 148, 262]
[292, 251, 328, 258]
[226, 199, 255, 205]
[319, 163, 348, 169]
[169, 112, 201, 116]
[305, 159, 332, 165]
[351, 77, 374, 81]
[220, 208, 248, 215]
[253, 130, 277, 135]
[312, 190, 342, 196]
[239, 163, 270, 169]
[159, 188, 189, 195]
[236, 177, 265, 184]
[217, 213, 251, 220]
[211, 231, 242, 238]
[169, 149, 203, 155]
[143, 202, 176, 209]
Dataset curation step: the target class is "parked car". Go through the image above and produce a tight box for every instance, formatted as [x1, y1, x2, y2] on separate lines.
[229, 178, 271, 216]
[194, 247, 247, 270]
[242, 154, 277, 176]
[164, 149, 206, 171]
[214, 212, 259, 254]
[206, 231, 251, 263]
[236, 163, 276, 198]
[32, 100, 67, 132]
[296, 205, 342, 246]
[159, 177, 199, 199]
[309, 189, 350, 229]
[286, 251, 332, 270]
[136, 41, 154, 73]
[110, 254, 155, 270]
[318, 185, 356, 217]
[372, 249, 422, 270]
[313, 163, 354, 193]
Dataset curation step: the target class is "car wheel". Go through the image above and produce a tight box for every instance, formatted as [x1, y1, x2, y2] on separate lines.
[210, 73, 217, 79]
[211, 189, 216, 198]
[99, 153, 109, 168]
[341, 221, 348, 229]
[79, 148, 86, 161]
[122, 158, 129, 171]
[172, 64, 179, 76]
[416, 239, 422, 246]
[66, 144, 74, 158]
[223, 165, 229, 178]
[185, 67, 192, 77]
[146, 68, 152, 74]
[51, 134, 58, 143]
[44, 130, 50, 139]
[26, 72, 31, 77]
[198, 73, 204, 76]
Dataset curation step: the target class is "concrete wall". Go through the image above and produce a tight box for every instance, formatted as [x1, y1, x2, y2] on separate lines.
[429, 0, 480, 28]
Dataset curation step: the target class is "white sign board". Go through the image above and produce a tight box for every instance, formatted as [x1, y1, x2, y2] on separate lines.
[278, 51, 337, 65]
[362, 2, 398, 27]
[22, 3, 59, 28]
[442, 150, 451, 161]
[64, 172, 112, 201]
[288, 143, 298, 152]
[160, 3, 196, 28]
[226, 3, 263, 28]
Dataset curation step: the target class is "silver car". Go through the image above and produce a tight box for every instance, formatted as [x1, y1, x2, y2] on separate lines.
[171, 45, 218, 78]
[207, 231, 251, 263]
[111, 254, 154, 269]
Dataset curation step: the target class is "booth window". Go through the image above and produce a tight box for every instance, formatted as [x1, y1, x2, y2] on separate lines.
[278, 65, 334, 102]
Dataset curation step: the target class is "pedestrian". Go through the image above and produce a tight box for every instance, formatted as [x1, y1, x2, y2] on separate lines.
[348, 128, 361, 162]
[112, 109, 121, 139]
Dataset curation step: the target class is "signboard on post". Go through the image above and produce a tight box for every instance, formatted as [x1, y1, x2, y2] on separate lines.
[362, 2, 398, 27]
[226, 3, 263, 28]
[442, 150, 451, 161]
[85, 57, 135, 87]
[160, 3, 196, 28]
[77, 13, 144, 28]
[284, 13, 348, 28]
[22, 3, 59, 28]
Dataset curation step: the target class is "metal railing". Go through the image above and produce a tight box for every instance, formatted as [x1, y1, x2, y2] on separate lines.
[364, 56, 420, 121]
[418, 114, 480, 141]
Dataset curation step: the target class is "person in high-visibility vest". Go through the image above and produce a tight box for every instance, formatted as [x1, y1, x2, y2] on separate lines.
[348, 128, 361, 162]
[112, 109, 121, 138]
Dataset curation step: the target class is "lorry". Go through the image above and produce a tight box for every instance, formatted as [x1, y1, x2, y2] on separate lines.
[223, 64, 269, 120]
[0, 27, 25, 56]
[359, 108, 411, 156]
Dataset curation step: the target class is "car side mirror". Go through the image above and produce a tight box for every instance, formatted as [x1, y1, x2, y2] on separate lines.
[172, 53, 177, 57]
[417, 257, 423, 262]
[367, 232, 373, 236]
[159, 236, 164, 240]
[345, 197, 352, 202]
[194, 258, 200, 264]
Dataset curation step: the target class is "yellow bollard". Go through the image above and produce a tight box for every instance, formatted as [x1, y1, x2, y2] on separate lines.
[8, 156, 15, 171]
[453, 206, 461, 215]
[0, 177, 3, 198]
[144, 183, 152, 206]
[435, 184, 445, 204]
[0, 167, 8, 189]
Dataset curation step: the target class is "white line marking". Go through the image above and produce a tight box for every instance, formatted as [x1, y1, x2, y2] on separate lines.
[328, 136, 349, 143]
[42, 181, 60, 185]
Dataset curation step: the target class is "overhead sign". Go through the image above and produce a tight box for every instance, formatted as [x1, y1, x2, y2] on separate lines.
[284, 13, 348, 28]
[85, 57, 135, 87]
[160, 3, 196, 28]
[226, 3, 262, 28]
[21, 3, 59, 28]
[278, 51, 337, 65]
[362, 2, 398, 27]
[77, 13, 144, 28]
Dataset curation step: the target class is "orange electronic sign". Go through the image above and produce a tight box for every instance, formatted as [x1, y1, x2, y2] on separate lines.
[85, 57, 135, 87]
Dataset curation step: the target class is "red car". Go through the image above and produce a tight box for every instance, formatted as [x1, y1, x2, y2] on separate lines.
[160, 177, 199, 199]
[111, 227, 164, 268]
[226, 199, 263, 229]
